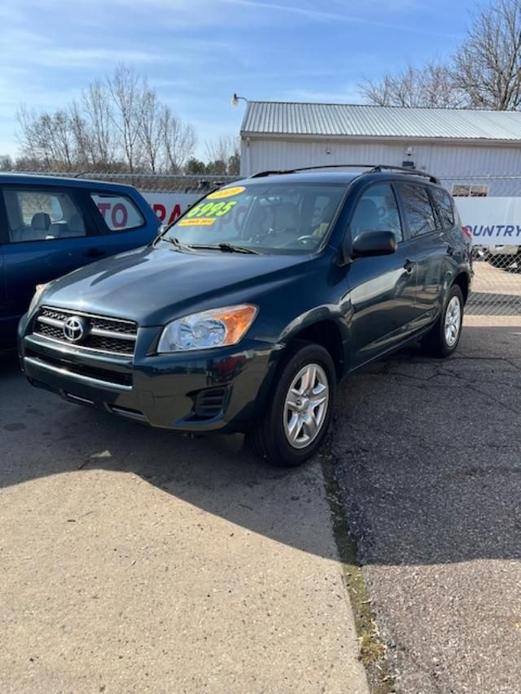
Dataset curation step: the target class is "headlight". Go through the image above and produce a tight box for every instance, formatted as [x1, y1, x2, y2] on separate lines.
[157, 305, 257, 353]
[28, 283, 49, 316]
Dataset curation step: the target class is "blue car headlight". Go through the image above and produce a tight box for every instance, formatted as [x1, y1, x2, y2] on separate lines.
[157, 305, 258, 353]
[28, 283, 49, 316]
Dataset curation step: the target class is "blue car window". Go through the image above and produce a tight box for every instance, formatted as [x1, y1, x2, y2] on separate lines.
[91, 193, 145, 232]
[4, 188, 87, 243]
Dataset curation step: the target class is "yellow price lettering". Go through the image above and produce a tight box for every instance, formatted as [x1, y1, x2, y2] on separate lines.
[184, 200, 237, 220]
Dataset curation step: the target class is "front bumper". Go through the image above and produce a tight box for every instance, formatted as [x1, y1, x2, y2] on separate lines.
[18, 314, 278, 433]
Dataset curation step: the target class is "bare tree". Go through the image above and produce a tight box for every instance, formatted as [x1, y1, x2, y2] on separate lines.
[107, 65, 144, 173]
[205, 135, 235, 163]
[81, 81, 116, 166]
[453, 0, 521, 110]
[16, 65, 197, 173]
[361, 63, 464, 108]
[0, 154, 13, 171]
[162, 106, 196, 172]
[138, 87, 164, 174]
[362, 1, 521, 112]
[17, 107, 76, 170]
[205, 136, 240, 174]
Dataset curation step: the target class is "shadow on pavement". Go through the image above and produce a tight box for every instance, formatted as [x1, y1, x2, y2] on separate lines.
[0, 348, 333, 561]
[1, 323, 520, 565]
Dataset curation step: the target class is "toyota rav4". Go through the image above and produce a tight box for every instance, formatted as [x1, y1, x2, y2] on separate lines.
[19, 165, 472, 467]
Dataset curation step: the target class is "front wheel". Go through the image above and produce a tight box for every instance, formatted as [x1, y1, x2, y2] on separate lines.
[248, 342, 336, 467]
[421, 284, 464, 357]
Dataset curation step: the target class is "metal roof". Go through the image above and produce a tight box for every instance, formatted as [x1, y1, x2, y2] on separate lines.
[241, 101, 521, 142]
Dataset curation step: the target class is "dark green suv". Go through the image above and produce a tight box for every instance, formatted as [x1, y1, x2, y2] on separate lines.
[19, 165, 472, 466]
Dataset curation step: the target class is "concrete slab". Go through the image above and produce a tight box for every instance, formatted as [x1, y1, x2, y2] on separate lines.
[0, 353, 368, 694]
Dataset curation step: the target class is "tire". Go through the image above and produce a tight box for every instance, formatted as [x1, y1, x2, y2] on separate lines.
[247, 342, 336, 467]
[421, 284, 464, 358]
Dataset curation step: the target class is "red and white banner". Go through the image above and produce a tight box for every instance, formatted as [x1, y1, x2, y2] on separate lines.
[142, 192, 200, 226]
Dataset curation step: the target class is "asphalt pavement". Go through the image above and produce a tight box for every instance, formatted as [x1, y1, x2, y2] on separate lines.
[333, 315, 521, 693]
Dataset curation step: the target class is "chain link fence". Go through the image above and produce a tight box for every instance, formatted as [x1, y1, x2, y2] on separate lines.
[442, 175, 521, 320]
[18, 171, 240, 194]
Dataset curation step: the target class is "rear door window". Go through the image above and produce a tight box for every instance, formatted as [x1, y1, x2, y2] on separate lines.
[3, 188, 87, 243]
[91, 193, 145, 232]
[397, 183, 437, 238]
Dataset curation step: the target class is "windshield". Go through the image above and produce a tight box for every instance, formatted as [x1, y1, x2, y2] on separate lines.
[163, 183, 346, 254]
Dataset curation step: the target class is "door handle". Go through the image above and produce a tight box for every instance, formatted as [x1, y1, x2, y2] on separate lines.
[403, 259, 416, 273]
[85, 248, 106, 259]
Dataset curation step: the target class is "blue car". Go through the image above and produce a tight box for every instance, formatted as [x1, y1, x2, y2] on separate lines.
[0, 174, 159, 347]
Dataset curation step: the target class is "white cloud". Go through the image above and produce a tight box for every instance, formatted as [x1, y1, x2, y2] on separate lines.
[37, 48, 164, 68]
[221, 0, 459, 37]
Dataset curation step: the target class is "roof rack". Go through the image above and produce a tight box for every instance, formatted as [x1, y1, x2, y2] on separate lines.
[250, 164, 376, 178]
[249, 163, 439, 184]
[369, 165, 439, 183]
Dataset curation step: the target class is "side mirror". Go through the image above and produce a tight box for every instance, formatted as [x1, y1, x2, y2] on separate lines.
[352, 230, 397, 258]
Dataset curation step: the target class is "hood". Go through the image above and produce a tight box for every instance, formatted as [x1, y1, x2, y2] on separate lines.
[41, 244, 315, 326]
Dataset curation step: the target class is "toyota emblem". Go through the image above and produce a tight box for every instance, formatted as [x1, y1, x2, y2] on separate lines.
[63, 316, 87, 343]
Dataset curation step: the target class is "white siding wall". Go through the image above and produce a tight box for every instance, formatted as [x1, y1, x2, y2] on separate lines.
[240, 137, 521, 195]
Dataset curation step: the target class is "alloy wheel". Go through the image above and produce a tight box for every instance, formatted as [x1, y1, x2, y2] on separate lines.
[283, 363, 330, 449]
[445, 295, 462, 348]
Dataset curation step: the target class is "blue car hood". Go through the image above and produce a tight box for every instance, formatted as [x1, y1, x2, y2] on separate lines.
[41, 244, 315, 326]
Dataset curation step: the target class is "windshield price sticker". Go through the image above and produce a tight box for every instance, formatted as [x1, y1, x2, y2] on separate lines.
[185, 200, 238, 220]
[178, 217, 216, 227]
[207, 186, 246, 200]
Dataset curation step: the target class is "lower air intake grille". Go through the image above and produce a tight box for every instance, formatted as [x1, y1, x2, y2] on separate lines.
[26, 349, 132, 388]
[193, 387, 229, 419]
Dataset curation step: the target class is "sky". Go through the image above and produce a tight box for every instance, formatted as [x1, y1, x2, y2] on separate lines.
[0, 0, 480, 160]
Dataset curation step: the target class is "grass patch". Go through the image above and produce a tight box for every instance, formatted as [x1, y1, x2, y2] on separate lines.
[321, 446, 395, 694]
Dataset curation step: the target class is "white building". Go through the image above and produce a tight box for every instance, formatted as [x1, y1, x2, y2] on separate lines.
[240, 101, 521, 196]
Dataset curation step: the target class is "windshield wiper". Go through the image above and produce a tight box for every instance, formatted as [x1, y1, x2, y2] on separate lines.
[162, 236, 193, 252]
[189, 243, 260, 255]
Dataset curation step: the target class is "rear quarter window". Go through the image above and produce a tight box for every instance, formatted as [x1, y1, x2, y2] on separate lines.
[431, 187, 455, 229]
[397, 183, 437, 237]
[91, 193, 145, 232]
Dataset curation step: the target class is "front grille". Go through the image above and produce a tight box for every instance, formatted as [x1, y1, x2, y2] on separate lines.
[193, 387, 229, 419]
[33, 307, 137, 356]
[36, 322, 63, 340]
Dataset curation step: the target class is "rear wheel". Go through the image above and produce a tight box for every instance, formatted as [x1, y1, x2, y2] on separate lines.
[421, 284, 464, 357]
[248, 342, 336, 467]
